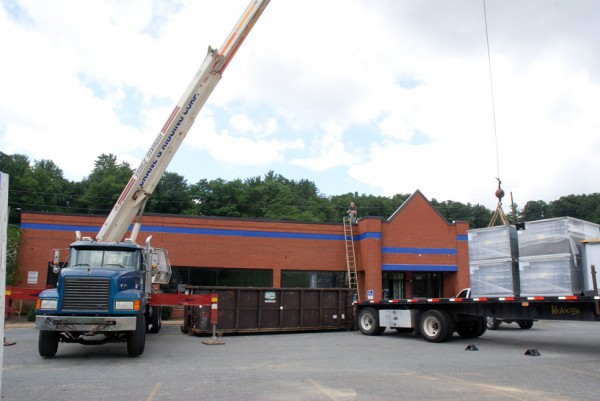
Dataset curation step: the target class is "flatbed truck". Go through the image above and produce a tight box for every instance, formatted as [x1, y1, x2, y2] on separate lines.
[356, 292, 600, 342]
[357, 222, 600, 343]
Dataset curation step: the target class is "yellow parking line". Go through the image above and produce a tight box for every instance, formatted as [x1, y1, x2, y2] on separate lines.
[147, 382, 161, 401]
[544, 364, 600, 379]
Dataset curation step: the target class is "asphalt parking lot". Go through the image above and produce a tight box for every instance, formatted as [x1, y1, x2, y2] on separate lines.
[3, 320, 600, 401]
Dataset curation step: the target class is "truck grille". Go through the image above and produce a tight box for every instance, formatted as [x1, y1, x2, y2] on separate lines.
[63, 277, 110, 311]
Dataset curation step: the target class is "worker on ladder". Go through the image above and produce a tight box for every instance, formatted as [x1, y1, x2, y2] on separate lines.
[347, 201, 358, 225]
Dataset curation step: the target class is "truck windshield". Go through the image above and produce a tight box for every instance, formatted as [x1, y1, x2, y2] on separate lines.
[68, 248, 142, 270]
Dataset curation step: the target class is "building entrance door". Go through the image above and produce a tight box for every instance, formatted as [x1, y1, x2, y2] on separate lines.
[382, 272, 405, 300]
[412, 272, 443, 298]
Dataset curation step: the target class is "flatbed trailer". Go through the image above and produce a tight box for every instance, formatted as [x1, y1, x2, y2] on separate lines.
[355, 294, 600, 342]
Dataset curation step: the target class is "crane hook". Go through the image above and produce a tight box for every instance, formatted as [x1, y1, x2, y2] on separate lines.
[495, 178, 505, 204]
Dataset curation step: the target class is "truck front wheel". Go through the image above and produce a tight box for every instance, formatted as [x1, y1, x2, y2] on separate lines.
[39, 330, 59, 357]
[358, 308, 385, 335]
[127, 315, 146, 357]
[420, 310, 452, 343]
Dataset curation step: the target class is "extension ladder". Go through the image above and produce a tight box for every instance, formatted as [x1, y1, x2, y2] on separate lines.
[343, 216, 359, 300]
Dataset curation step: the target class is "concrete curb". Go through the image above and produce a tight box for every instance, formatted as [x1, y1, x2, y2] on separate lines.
[5, 323, 35, 329]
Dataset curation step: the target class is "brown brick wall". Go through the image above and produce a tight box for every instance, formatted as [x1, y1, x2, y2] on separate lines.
[16, 190, 471, 299]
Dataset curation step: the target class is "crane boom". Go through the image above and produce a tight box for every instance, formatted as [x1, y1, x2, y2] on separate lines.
[97, 0, 270, 243]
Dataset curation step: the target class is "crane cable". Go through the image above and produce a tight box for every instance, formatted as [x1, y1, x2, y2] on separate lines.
[483, 0, 510, 226]
[483, 0, 501, 184]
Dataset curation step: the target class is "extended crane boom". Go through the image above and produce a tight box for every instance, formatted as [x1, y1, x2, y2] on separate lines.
[97, 0, 270, 243]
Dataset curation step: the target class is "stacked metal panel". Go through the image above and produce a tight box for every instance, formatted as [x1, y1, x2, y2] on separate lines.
[518, 253, 582, 296]
[468, 225, 519, 297]
[517, 217, 600, 296]
[582, 240, 600, 293]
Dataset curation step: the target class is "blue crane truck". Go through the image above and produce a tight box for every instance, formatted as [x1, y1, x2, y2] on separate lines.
[34, 0, 270, 357]
[36, 236, 170, 357]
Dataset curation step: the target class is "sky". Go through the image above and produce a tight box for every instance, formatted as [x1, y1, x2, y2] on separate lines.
[1, 0, 599, 211]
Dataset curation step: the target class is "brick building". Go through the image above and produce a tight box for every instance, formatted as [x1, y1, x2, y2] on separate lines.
[16, 190, 470, 300]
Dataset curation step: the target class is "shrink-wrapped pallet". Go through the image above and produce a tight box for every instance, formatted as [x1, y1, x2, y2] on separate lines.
[517, 217, 600, 258]
[470, 257, 519, 297]
[519, 253, 582, 296]
[468, 225, 518, 262]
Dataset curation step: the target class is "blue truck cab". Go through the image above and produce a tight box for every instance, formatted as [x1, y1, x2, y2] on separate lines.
[35, 235, 170, 357]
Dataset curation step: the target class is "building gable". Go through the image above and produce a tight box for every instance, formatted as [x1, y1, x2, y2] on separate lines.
[385, 190, 455, 247]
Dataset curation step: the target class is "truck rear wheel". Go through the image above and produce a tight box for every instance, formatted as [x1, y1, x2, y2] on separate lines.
[456, 317, 487, 338]
[486, 316, 500, 330]
[127, 315, 146, 357]
[420, 310, 452, 343]
[148, 306, 162, 334]
[39, 330, 59, 357]
[518, 320, 534, 329]
[358, 308, 385, 335]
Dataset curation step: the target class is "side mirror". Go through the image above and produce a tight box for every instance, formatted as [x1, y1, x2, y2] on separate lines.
[150, 253, 159, 276]
[52, 249, 61, 274]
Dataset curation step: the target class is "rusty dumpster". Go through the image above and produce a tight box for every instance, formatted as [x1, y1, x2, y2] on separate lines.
[181, 286, 355, 335]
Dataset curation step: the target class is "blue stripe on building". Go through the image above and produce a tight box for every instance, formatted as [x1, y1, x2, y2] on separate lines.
[21, 223, 459, 247]
[382, 264, 458, 272]
[382, 247, 456, 255]
[357, 232, 382, 240]
[21, 223, 347, 241]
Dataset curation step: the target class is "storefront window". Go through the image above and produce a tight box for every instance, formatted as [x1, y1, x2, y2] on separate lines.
[382, 272, 405, 300]
[412, 272, 443, 298]
[165, 267, 272, 292]
[281, 271, 347, 288]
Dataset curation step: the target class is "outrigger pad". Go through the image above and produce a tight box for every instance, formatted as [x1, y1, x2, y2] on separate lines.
[465, 344, 479, 351]
[202, 337, 225, 345]
[524, 348, 541, 356]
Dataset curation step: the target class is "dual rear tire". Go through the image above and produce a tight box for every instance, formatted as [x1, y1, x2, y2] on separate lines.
[147, 306, 162, 334]
[420, 310, 455, 342]
[357, 308, 386, 335]
[358, 308, 486, 343]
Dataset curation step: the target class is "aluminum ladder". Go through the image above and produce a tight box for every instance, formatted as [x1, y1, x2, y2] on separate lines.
[343, 216, 359, 300]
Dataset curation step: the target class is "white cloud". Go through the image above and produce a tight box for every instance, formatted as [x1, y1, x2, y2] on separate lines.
[1, 0, 599, 212]
[292, 122, 354, 171]
[184, 110, 303, 165]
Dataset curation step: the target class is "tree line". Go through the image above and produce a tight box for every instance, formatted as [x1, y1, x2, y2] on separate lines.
[4, 151, 600, 286]
[2, 151, 600, 228]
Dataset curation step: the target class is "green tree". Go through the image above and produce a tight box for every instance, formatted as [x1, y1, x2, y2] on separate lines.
[549, 194, 600, 223]
[431, 199, 493, 228]
[289, 179, 329, 221]
[329, 193, 410, 222]
[0, 153, 37, 220]
[6, 225, 21, 285]
[147, 172, 193, 214]
[30, 159, 71, 212]
[189, 172, 331, 221]
[190, 178, 249, 217]
[76, 154, 133, 214]
[247, 171, 296, 219]
[470, 204, 494, 228]
[522, 200, 549, 221]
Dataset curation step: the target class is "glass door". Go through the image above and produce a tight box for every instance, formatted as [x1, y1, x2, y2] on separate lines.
[412, 272, 443, 298]
[382, 272, 405, 300]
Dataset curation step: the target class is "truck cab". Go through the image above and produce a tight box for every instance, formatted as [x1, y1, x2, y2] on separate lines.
[35, 236, 170, 357]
